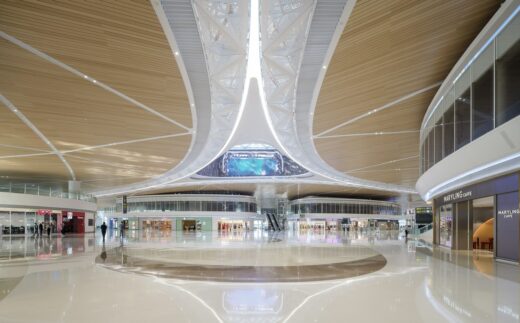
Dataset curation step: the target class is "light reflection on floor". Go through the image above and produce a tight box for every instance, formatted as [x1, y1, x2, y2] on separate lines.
[0, 229, 519, 323]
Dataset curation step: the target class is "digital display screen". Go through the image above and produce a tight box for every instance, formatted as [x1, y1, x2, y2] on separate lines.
[196, 144, 308, 177]
[226, 156, 280, 176]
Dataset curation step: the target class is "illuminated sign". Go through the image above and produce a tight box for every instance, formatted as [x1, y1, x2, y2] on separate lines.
[415, 207, 432, 214]
[443, 190, 472, 203]
[497, 209, 520, 219]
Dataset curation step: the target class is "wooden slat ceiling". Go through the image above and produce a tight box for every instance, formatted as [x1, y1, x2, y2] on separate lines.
[0, 0, 192, 190]
[313, 0, 501, 190]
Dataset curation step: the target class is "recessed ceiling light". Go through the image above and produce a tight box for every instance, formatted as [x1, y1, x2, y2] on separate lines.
[322, 65, 327, 69]
[174, 51, 179, 56]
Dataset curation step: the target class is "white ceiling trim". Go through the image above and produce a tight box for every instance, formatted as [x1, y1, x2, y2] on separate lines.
[89, 0, 418, 197]
[90, 0, 250, 197]
[0, 31, 191, 132]
[345, 155, 419, 173]
[314, 82, 441, 138]
[316, 130, 420, 139]
[0, 144, 50, 153]
[0, 94, 76, 180]
[260, 0, 416, 194]
[0, 132, 190, 159]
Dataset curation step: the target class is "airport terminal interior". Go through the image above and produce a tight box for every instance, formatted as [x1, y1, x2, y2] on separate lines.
[0, 0, 519, 322]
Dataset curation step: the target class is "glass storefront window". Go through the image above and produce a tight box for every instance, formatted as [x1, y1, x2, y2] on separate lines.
[26, 212, 37, 235]
[0, 212, 11, 234]
[439, 204, 453, 248]
[472, 196, 494, 250]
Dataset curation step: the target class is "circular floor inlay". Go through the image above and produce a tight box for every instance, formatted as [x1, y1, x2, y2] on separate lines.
[96, 245, 386, 282]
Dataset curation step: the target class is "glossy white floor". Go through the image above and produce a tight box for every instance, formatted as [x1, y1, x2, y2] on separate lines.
[0, 229, 519, 323]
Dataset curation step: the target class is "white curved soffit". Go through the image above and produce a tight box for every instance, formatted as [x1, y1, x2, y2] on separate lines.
[260, 0, 416, 194]
[91, 0, 416, 197]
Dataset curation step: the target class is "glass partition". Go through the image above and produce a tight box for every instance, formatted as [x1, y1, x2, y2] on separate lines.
[420, 13, 519, 174]
[443, 104, 455, 157]
[496, 14, 520, 126]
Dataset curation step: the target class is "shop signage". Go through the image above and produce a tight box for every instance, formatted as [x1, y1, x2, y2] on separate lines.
[496, 191, 519, 262]
[415, 207, 432, 214]
[436, 173, 518, 205]
[37, 209, 52, 216]
[497, 208, 520, 219]
[415, 206, 433, 224]
[443, 190, 472, 203]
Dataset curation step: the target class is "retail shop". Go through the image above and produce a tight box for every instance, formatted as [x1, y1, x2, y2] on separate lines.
[433, 173, 519, 263]
[218, 219, 252, 231]
[176, 217, 212, 232]
[141, 219, 172, 231]
[0, 209, 95, 235]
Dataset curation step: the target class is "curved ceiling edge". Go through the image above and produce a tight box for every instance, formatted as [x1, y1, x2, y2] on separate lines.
[261, 0, 416, 194]
[91, 0, 250, 197]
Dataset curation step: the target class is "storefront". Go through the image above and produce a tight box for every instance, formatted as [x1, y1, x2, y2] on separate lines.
[141, 219, 172, 231]
[176, 217, 212, 232]
[433, 173, 519, 263]
[0, 209, 95, 235]
[218, 220, 250, 231]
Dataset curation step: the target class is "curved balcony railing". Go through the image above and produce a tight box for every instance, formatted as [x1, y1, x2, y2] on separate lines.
[420, 5, 520, 175]
[0, 182, 96, 203]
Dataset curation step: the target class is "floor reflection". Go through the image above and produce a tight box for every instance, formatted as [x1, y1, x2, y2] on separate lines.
[0, 230, 518, 323]
[0, 235, 95, 260]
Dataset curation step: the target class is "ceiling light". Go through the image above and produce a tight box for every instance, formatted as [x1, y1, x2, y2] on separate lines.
[322, 65, 327, 69]
[174, 51, 179, 56]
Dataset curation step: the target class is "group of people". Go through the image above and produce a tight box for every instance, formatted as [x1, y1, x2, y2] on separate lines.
[33, 222, 54, 237]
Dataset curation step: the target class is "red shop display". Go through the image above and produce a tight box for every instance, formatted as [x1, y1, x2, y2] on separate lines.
[61, 211, 85, 233]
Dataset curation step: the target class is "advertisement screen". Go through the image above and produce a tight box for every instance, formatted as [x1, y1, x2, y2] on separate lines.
[226, 156, 279, 176]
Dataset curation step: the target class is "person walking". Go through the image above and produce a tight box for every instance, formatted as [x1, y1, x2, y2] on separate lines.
[47, 223, 51, 237]
[101, 222, 107, 243]
[38, 222, 43, 237]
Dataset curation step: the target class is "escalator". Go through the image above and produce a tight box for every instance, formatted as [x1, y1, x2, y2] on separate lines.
[271, 213, 281, 231]
[266, 213, 275, 230]
[265, 213, 281, 231]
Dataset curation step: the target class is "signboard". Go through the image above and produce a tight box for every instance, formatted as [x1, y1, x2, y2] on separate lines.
[496, 191, 519, 262]
[37, 209, 52, 216]
[436, 173, 518, 205]
[122, 195, 127, 214]
[415, 207, 433, 224]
